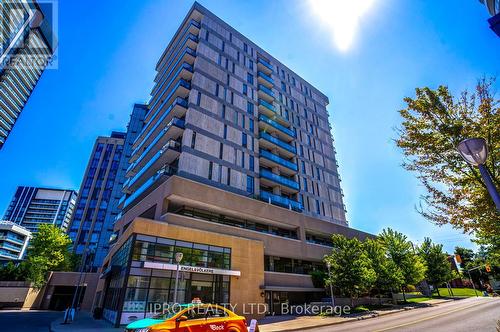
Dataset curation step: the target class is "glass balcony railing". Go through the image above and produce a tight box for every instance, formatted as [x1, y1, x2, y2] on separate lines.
[149, 63, 192, 112]
[258, 71, 274, 85]
[123, 165, 177, 210]
[260, 169, 299, 190]
[258, 99, 275, 113]
[258, 84, 274, 98]
[0, 235, 24, 245]
[258, 114, 295, 138]
[257, 58, 273, 72]
[260, 149, 298, 171]
[259, 190, 303, 212]
[153, 46, 196, 97]
[132, 97, 188, 155]
[157, 20, 199, 71]
[0, 242, 22, 252]
[259, 131, 297, 154]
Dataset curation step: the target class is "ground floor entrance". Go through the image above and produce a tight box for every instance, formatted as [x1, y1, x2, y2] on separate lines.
[265, 290, 325, 315]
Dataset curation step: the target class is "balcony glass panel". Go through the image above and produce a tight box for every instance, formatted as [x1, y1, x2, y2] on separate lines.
[259, 131, 296, 154]
[259, 190, 303, 212]
[260, 149, 298, 171]
[258, 99, 275, 112]
[258, 71, 274, 85]
[257, 58, 273, 72]
[258, 114, 295, 138]
[258, 84, 274, 97]
[260, 169, 299, 190]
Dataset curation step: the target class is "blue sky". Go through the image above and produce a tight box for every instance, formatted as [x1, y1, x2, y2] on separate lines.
[0, 0, 498, 252]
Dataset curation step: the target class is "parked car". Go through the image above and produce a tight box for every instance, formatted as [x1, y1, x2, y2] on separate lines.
[125, 303, 254, 332]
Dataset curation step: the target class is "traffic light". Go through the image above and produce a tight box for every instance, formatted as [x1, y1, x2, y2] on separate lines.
[485, 264, 491, 273]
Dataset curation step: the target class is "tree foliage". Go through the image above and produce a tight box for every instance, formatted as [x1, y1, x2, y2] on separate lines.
[454, 246, 475, 269]
[364, 238, 404, 300]
[0, 224, 75, 288]
[418, 238, 453, 296]
[395, 78, 499, 237]
[324, 235, 376, 306]
[378, 228, 426, 291]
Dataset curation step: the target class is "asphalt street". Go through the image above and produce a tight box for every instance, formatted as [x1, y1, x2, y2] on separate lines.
[0, 310, 61, 332]
[313, 297, 500, 332]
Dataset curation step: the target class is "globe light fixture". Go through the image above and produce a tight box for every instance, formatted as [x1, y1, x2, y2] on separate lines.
[457, 138, 500, 211]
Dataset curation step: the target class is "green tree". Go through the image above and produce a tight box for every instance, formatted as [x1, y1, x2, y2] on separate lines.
[418, 238, 453, 296]
[395, 78, 499, 238]
[0, 261, 26, 281]
[364, 238, 404, 303]
[324, 235, 376, 307]
[21, 224, 75, 288]
[378, 228, 426, 301]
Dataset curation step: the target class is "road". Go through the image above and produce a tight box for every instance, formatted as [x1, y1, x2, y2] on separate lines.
[314, 297, 500, 332]
[0, 310, 61, 332]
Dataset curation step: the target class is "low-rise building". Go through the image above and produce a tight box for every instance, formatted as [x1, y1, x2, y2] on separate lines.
[0, 220, 31, 263]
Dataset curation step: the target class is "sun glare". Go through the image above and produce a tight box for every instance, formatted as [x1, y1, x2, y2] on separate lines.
[308, 0, 376, 51]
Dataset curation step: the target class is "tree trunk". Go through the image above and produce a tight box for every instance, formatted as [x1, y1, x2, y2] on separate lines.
[378, 288, 382, 305]
[436, 285, 441, 297]
[402, 287, 407, 303]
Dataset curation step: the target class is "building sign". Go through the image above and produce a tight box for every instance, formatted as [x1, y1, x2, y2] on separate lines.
[143, 261, 241, 276]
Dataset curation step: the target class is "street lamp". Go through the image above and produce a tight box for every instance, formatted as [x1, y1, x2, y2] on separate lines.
[172, 252, 184, 304]
[457, 138, 500, 212]
[325, 260, 335, 308]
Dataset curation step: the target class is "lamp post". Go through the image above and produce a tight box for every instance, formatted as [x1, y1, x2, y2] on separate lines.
[326, 261, 335, 308]
[457, 138, 500, 212]
[172, 252, 184, 304]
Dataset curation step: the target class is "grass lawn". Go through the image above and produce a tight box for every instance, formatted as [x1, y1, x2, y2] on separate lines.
[404, 297, 433, 303]
[432, 287, 479, 297]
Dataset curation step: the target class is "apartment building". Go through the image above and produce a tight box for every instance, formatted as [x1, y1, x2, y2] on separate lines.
[0, 0, 57, 149]
[68, 105, 146, 271]
[3, 186, 77, 233]
[0, 220, 31, 262]
[96, 2, 370, 326]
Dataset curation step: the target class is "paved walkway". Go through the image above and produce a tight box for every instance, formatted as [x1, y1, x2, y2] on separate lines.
[50, 312, 119, 332]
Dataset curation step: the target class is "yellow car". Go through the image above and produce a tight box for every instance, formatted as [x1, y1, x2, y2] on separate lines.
[125, 303, 255, 332]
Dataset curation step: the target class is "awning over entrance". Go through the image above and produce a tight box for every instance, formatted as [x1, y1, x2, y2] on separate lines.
[143, 261, 241, 276]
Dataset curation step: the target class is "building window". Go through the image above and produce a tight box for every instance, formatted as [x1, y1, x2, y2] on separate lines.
[242, 133, 247, 148]
[215, 84, 219, 97]
[241, 153, 245, 167]
[249, 59, 254, 70]
[249, 156, 254, 171]
[243, 84, 247, 95]
[205, 30, 209, 41]
[249, 119, 254, 132]
[227, 168, 231, 186]
[243, 43, 248, 52]
[219, 143, 223, 159]
[247, 101, 254, 115]
[301, 161, 306, 173]
[221, 105, 226, 119]
[303, 178, 308, 192]
[208, 161, 213, 180]
[196, 92, 201, 106]
[316, 200, 321, 214]
[246, 176, 254, 193]
[191, 132, 197, 149]
[222, 41, 225, 52]
[247, 73, 254, 85]
[223, 124, 227, 139]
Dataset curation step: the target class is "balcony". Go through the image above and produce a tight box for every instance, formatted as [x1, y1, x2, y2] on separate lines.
[258, 114, 295, 141]
[125, 140, 181, 192]
[132, 97, 188, 155]
[123, 166, 177, 211]
[258, 98, 276, 117]
[257, 71, 274, 88]
[156, 20, 200, 71]
[259, 131, 296, 158]
[153, 46, 196, 95]
[259, 190, 303, 212]
[260, 169, 299, 193]
[257, 57, 273, 74]
[127, 123, 183, 178]
[257, 84, 274, 103]
[259, 149, 298, 175]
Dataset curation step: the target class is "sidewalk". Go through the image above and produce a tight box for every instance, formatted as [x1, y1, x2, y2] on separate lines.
[50, 312, 119, 332]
